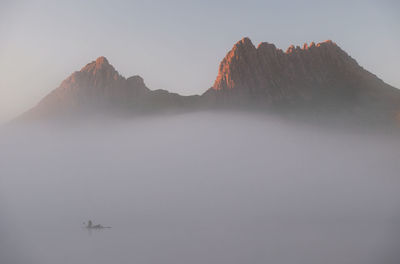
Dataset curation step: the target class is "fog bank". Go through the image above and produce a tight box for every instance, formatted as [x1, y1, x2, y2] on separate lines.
[1, 112, 400, 264]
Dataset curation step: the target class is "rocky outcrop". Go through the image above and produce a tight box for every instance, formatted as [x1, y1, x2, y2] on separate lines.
[31, 57, 149, 113]
[24, 56, 199, 119]
[203, 38, 400, 124]
[21, 38, 400, 126]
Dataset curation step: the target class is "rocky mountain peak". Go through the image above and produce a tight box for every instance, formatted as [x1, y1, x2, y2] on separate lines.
[95, 56, 109, 65]
[211, 38, 363, 94]
[318, 39, 336, 46]
[228, 37, 257, 57]
[127, 75, 144, 84]
[79, 56, 118, 77]
[234, 37, 255, 48]
[29, 57, 150, 116]
[257, 42, 278, 52]
[19, 39, 400, 126]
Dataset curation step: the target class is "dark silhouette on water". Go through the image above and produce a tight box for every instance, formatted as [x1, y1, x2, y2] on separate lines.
[84, 220, 111, 229]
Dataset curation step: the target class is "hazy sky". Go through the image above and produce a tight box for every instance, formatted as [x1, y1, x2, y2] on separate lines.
[1, 0, 399, 122]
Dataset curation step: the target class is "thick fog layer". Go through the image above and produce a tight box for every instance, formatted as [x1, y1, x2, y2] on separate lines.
[1, 112, 400, 264]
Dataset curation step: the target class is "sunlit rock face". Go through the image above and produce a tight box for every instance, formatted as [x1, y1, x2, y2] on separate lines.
[29, 56, 150, 115]
[19, 38, 400, 126]
[23, 56, 199, 120]
[204, 38, 400, 124]
[208, 38, 379, 99]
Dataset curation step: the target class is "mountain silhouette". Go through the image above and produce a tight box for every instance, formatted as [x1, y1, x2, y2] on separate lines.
[20, 38, 400, 126]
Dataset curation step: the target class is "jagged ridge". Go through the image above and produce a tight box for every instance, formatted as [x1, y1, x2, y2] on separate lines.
[21, 38, 400, 126]
[203, 38, 400, 124]
[209, 38, 385, 100]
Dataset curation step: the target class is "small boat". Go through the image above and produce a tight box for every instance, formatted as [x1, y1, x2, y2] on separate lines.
[84, 220, 111, 229]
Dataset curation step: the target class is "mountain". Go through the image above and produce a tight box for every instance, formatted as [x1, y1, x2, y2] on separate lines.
[20, 38, 400, 126]
[22, 56, 199, 120]
[203, 38, 400, 125]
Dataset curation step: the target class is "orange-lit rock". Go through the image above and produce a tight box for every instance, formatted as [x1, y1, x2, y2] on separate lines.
[203, 38, 400, 124]
[24, 56, 200, 119]
[19, 39, 400, 127]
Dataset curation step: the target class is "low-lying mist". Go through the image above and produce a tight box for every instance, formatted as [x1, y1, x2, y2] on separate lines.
[1, 112, 400, 264]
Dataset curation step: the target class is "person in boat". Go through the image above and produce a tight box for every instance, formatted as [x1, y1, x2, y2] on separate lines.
[85, 220, 110, 229]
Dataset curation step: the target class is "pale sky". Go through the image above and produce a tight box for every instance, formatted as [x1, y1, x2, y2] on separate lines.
[1, 0, 399, 122]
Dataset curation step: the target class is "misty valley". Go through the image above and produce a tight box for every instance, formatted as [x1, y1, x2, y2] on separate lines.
[1, 113, 400, 264]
